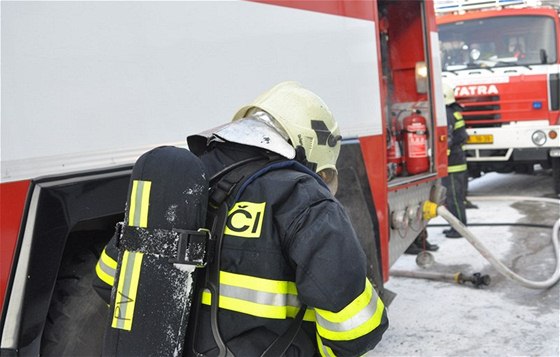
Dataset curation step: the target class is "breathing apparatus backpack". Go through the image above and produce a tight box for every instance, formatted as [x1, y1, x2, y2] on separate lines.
[102, 146, 209, 357]
[102, 145, 316, 357]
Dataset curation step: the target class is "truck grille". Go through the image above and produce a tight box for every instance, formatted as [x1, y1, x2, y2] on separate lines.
[458, 95, 501, 127]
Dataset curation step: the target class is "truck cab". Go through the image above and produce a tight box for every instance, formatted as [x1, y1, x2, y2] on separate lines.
[436, 0, 560, 193]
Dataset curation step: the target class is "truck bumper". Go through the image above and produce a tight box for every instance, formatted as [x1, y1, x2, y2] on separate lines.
[465, 123, 560, 164]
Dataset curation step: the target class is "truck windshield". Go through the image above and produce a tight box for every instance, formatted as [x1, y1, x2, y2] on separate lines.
[439, 15, 557, 70]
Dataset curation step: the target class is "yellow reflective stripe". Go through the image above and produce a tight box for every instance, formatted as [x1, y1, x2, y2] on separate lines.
[95, 263, 113, 286]
[96, 262, 115, 287]
[315, 280, 385, 341]
[111, 250, 143, 331]
[128, 181, 139, 226]
[287, 304, 316, 321]
[317, 297, 384, 341]
[201, 290, 316, 321]
[96, 248, 117, 286]
[203, 292, 286, 319]
[128, 180, 151, 228]
[453, 111, 463, 120]
[317, 333, 336, 357]
[448, 164, 467, 173]
[201, 271, 315, 321]
[454, 120, 465, 129]
[298, 307, 316, 322]
[201, 271, 385, 342]
[315, 280, 373, 323]
[220, 270, 296, 295]
[101, 248, 117, 269]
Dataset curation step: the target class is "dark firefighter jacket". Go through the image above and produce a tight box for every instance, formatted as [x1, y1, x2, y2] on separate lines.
[446, 102, 469, 173]
[93, 141, 388, 357]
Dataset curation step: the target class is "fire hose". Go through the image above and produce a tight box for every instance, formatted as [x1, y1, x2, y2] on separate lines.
[390, 269, 491, 287]
[421, 196, 560, 290]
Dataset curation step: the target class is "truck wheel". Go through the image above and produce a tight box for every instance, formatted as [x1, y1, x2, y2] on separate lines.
[468, 168, 481, 179]
[553, 157, 560, 195]
[40, 231, 110, 357]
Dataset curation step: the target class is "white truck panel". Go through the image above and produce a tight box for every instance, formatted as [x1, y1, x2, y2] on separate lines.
[1, 1, 382, 182]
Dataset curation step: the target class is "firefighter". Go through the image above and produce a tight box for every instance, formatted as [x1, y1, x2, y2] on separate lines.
[442, 83, 469, 238]
[94, 81, 388, 356]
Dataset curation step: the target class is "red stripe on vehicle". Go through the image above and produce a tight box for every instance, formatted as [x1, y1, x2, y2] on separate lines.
[359, 135, 390, 281]
[250, 0, 376, 21]
[0, 180, 31, 311]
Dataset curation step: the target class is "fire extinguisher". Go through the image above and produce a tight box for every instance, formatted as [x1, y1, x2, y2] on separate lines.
[402, 110, 429, 175]
[387, 115, 404, 178]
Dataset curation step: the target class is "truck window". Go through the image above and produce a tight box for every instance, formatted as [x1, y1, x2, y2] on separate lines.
[439, 15, 557, 70]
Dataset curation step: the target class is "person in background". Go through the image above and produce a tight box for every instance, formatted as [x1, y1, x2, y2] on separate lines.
[442, 83, 469, 238]
[404, 228, 439, 255]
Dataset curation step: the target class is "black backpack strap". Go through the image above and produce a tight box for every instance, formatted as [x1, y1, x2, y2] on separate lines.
[208, 155, 286, 357]
[206, 202, 234, 357]
[188, 154, 283, 357]
[260, 305, 307, 357]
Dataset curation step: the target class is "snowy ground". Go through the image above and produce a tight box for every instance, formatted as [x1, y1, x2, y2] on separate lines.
[369, 170, 560, 356]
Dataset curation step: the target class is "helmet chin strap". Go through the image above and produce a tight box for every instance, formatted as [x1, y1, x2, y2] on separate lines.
[294, 146, 317, 172]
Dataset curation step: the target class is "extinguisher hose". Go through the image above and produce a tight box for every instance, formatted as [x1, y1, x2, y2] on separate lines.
[436, 204, 560, 289]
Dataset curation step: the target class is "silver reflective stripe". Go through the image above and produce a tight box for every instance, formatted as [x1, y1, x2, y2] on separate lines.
[207, 285, 303, 309]
[98, 255, 116, 279]
[114, 252, 140, 330]
[286, 293, 301, 308]
[315, 290, 380, 332]
[132, 181, 147, 226]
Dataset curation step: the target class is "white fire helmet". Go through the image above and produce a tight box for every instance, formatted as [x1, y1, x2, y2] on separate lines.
[233, 81, 342, 175]
[443, 82, 456, 105]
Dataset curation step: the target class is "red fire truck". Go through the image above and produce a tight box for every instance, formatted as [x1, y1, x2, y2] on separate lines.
[436, 0, 560, 194]
[1, 1, 447, 354]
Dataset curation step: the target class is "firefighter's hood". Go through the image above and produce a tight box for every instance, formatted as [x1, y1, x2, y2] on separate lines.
[187, 117, 296, 159]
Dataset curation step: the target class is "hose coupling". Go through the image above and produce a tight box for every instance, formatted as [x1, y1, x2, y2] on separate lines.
[422, 200, 439, 221]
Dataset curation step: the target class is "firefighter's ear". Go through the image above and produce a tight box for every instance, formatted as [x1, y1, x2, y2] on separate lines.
[318, 168, 338, 195]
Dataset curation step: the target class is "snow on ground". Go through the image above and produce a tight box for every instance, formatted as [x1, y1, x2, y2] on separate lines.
[368, 171, 560, 356]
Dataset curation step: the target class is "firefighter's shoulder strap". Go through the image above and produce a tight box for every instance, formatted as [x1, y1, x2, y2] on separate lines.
[205, 155, 275, 357]
[192, 153, 319, 357]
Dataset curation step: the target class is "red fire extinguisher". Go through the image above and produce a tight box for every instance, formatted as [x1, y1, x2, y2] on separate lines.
[402, 110, 429, 175]
[387, 116, 404, 177]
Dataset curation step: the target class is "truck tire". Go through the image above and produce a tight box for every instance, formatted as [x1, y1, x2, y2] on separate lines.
[553, 157, 560, 195]
[40, 231, 110, 357]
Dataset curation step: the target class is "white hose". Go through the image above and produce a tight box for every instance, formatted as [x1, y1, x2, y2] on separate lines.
[437, 197, 560, 289]
[467, 195, 560, 205]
